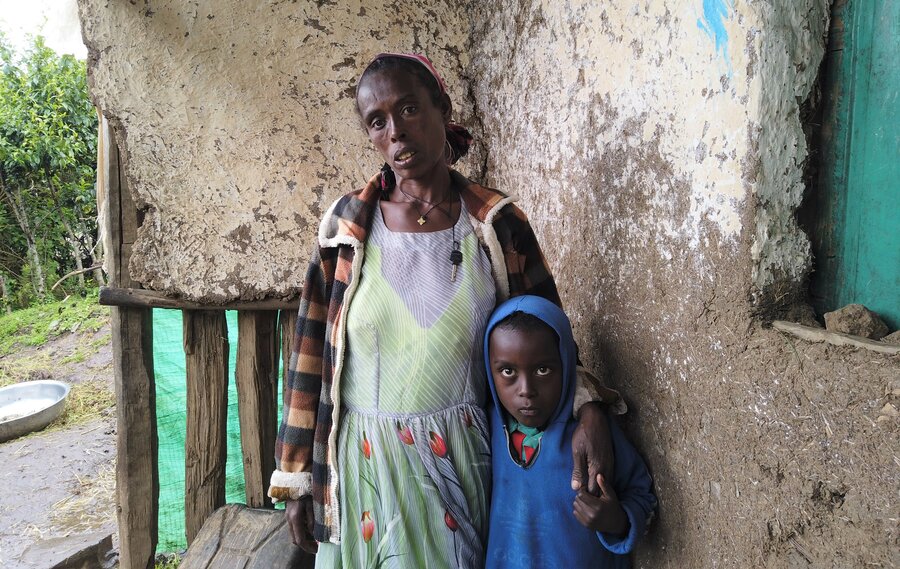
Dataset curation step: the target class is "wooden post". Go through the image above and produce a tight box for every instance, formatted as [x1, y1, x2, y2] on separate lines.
[235, 311, 279, 508]
[111, 307, 157, 568]
[279, 308, 298, 396]
[183, 310, 229, 545]
[101, 115, 159, 569]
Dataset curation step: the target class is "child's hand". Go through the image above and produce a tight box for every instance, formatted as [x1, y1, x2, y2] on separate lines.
[573, 474, 629, 536]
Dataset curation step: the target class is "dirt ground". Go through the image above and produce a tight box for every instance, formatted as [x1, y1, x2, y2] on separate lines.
[0, 323, 117, 568]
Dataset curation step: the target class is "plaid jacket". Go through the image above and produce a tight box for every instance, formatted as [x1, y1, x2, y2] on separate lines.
[268, 170, 611, 543]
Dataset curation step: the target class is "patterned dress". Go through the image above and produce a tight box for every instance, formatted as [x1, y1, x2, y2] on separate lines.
[314, 203, 497, 569]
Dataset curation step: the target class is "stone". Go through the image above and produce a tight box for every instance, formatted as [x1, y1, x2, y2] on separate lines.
[785, 302, 822, 328]
[881, 330, 900, 345]
[876, 402, 898, 423]
[18, 531, 115, 569]
[180, 504, 313, 569]
[824, 304, 890, 339]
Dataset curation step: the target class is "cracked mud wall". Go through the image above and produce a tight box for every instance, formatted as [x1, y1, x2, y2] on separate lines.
[78, 0, 480, 302]
[468, 1, 897, 567]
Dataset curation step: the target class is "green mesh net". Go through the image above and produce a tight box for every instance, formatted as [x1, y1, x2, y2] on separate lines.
[152, 308, 283, 553]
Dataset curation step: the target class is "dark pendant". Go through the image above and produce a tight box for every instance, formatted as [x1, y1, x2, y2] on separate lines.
[449, 242, 462, 282]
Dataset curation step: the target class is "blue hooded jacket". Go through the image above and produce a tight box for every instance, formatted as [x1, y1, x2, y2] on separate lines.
[483, 296, 657, 568]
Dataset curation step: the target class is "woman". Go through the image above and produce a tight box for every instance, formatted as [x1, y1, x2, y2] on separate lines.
[269, 53, 619, 568]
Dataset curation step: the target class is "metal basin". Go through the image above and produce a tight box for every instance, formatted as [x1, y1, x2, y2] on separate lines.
[0, 380, 71, 443]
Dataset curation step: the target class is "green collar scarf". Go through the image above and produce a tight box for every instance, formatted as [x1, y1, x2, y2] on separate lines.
[505, 417, 545, 463]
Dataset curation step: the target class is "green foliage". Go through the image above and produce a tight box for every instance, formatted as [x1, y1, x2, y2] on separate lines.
[0, 33, 100, 308]
[0, 295, 105, 356]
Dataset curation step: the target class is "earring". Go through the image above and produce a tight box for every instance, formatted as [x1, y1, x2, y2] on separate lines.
[380, 163, 395, 194]
[444, 140, 455, 165]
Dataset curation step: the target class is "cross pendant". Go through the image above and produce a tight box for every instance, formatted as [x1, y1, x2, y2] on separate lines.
[417, 216, 426, 226]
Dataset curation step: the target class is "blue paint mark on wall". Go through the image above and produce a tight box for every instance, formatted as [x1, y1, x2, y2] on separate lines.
[697, 0, 732, 75]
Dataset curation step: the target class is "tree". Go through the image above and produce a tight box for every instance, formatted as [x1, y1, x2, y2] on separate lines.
[0, 34, 99, 306]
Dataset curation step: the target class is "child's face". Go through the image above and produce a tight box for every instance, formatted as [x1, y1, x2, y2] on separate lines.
[488, 325, 563, 429]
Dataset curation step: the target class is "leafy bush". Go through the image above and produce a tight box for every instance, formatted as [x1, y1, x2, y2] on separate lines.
[0, 34, 101, 308]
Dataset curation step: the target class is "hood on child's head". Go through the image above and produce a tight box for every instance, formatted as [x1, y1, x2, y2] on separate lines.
[483, 295, 578, 427]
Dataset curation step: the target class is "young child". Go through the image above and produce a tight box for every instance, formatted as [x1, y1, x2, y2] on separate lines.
[483, 295, 657, 568]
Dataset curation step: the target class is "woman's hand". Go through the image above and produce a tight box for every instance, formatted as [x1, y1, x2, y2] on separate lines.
[571, 402, 614, 495]
[286, 496, 318, 553]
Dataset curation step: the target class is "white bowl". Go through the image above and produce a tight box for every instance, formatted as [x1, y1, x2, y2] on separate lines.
[0, 380, 71, 442]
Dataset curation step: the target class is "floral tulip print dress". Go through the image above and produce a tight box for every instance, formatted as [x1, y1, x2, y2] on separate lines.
[314, 204, 496, 569]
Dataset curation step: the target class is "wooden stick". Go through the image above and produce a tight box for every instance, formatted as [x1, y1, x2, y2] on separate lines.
[112, 306, 159, 569]
[236, 311, 279, 509]
[183, 309, 229, 545]
[51, 264, 104, 291]
[773, 320, 900, 355]
[99, 286, 300, 311]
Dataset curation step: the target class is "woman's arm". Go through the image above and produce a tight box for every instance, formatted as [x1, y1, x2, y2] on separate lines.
[268, 247, 331, 551]
[571, 402, 614, 494]
[269, 247, 329, 500]
[494, 202, 622, 494]
[572, 365, 628, 494]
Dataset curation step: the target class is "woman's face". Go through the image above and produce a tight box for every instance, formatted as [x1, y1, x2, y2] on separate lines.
[356, 68, 451, 182]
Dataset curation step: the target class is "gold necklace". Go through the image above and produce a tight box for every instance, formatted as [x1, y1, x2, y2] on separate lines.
[397, 187, 450, 225]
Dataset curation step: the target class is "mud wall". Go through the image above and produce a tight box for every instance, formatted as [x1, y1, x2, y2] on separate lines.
[468, 1, 898, 567]
[79, 0, 898, 566]
[78, 0, 481, 301]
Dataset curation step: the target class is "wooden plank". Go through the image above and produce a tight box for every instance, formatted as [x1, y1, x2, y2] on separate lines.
[100, 117, 122, 286]
[101, 115, 159, 569]
[235, 311, 279, 508]
[279, 308, 298, 395]
[183, 310, 230, 545]
[99, 286, 300, 311]
[111, 307, 158, 569]
[279, 308, 297, 445]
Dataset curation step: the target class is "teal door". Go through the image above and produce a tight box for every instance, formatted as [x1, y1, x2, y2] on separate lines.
[810, 0, 900, 329]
